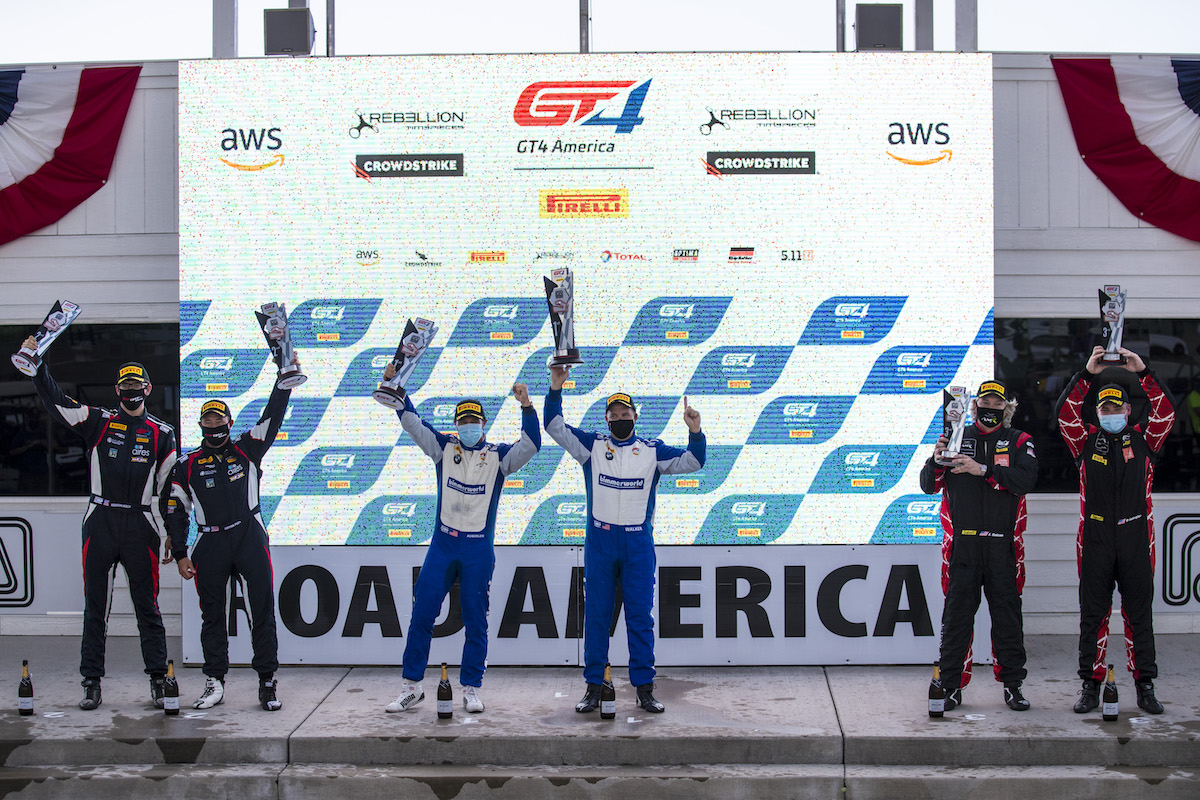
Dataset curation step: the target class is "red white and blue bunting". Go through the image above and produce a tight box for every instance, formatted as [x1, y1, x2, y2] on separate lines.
[0, 65, 141, 246]
[1054, 56, 1200, 243]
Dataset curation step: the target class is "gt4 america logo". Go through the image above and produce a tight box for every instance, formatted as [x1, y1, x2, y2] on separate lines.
[514, 80, 651, 134]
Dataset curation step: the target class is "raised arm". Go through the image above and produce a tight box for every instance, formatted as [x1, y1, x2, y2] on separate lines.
[499, 383, 541, 475]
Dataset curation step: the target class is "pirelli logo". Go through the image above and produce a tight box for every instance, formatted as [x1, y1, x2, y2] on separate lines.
[539, 189, 629, 219]
[276, 432, 289, 440]
[563, 528, 585, 538]
[563, 380, 577, 389]
[490, 332, 513, 340]
[851, 478, 875, 488]
[469, 251, 507, 263]
[841, 331, 864, 339]
[789, 430, 813, 438]
[737, 528, 761, 537]
[327, 480, 351, 489]
[666, 331, 689, 340]
[388, 529, 412, 538]
[903, 379, 926, 389]
[504, 479, 524, 488]
[317, 333, 341, 342]
[728, 380, 751, 389]
[675, 478, 699, 488]
[913, 527, 937, 537]
[206, 383, 229, 392]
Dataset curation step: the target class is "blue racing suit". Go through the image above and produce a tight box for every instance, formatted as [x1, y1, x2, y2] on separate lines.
[399, 396, 540, 687]
[543, 389, 705, 687]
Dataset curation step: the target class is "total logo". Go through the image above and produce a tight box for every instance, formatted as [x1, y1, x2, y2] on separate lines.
[540, 190, 629, 219]
[355, 248, 380, 267]
[218, 127, 284, 171]
[347, 108, 465, 138]
[600, 249, 647, 263]
[886, 122, 953, 166]
[514, 80, 651, 134]
[845, 451, 881, 468]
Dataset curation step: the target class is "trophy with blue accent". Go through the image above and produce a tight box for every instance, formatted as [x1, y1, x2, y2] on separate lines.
[11, 300, 83, 376]
[1099, 285, 1127, 365]
[373, 317, 438, 409]
[256, 302, 307, 389]
[543, 267, 584, 367]
[935, 386, 970, 466]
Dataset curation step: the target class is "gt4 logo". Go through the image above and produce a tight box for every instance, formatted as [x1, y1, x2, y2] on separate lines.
[321, 454, 356, 468]
[906, 500, 940, 516]
[658, 303, 695, 319]
[730, 501, 766, 516]
[433, 404, 457, 418]
[382, 502, 418, 516]
[783, 402, 819, 418]
[199, 357, 233, 371]
[311, 306, 346, 321]
[557, 502, 587, 516]
[835, 303, 870, 318]
[721, 352, 756, 368]
[896, 352, 932, 368]
[845, 451, 881, 467]
[484, 305, 519, 320]
[513, 80, 651, 134]
[371, 354, 393, 369]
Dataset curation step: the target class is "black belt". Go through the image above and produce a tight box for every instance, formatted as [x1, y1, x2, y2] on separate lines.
[198, 508, 260, 534]
[91, 496, 150, 511]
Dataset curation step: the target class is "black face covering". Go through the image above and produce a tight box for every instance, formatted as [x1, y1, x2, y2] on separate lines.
[119, 387, 146, 409]
[201, 424, 230, 446]
[977, 408, 1003, 429]
[608, 419, 636, 440]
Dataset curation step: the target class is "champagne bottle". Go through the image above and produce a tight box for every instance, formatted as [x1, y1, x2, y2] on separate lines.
[18, 660, 33, 716]
[1102, 664, 1118, 721]
[600, 663, 616, 720]
[164, 660, 180, 716]
[437, 662, 453, 719]
[928, 664, 945, 718]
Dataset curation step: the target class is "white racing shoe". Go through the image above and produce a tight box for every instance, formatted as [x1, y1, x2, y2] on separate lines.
[386, 682, 424, 713]
[461, 685, 484, 713]
[193, 676, 225, 709]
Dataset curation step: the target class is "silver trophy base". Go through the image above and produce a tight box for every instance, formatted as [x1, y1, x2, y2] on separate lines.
[372, 385, 407, 409]
[1100, 353, 1127, 365]
[546, 349, 584, 367]
[935, 452, 959, 467]
[10, 350, 40, 377]
[276, 366, 308, 389]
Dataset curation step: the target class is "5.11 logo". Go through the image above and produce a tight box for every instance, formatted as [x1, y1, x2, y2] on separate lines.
[513, 80, 652, 134]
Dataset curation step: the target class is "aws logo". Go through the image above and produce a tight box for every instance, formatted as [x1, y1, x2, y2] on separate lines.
[219, 127, 285, 171]
[886, 122, 952, 166]
[355, 248, 380, 267]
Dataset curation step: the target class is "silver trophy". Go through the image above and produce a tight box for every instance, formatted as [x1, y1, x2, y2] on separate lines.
[543, 267, 584, 367]
[256, 302, 307, 389]
[373, 317, 438, 409]
[1099, 285, 1127, 365]
[11, 300, 83, 377]
[935, 386, 971, 466]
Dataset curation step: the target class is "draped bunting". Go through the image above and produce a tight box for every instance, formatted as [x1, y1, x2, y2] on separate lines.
[0, 65, 141, 246]
[1053, 56, 1200, 243]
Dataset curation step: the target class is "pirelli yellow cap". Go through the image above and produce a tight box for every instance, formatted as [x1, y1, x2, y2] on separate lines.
[116, 362, 149, 383]
[606, 392, 635, 410]
[200, 399, 231, 418]
[454, 400, 486, 423]
[976, 380, 1007, 400]
[1096, 384, 1128, 407]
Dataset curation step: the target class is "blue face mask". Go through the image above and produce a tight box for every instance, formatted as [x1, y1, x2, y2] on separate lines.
[457, 423, 483, 448]
[1098, 413, 1126, 434]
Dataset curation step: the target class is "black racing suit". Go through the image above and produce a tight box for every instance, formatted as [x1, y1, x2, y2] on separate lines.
[165, 383, 290, 678]
[32, 365, 176, 679]
[920, 422, 1037, 691]
[1057, 369, 1174, 682]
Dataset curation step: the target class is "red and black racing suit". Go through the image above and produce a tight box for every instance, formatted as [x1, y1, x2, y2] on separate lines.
[32, 365, 176, 679]
[919, 422, 1037, 690]
[1057, 369, 1174, 682]
[165, 383, 290, 678]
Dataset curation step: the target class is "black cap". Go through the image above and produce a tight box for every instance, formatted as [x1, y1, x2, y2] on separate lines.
[199, 399, 231, 419]
[1096, 384, 1128, 408]
[116, 362, 150, 384]
[454, 400, 487, 424]
[976, 380, 1007, 400]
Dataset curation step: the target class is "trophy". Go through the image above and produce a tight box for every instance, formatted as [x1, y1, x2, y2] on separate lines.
[1099, 285, 1127, 365]
[255, 302, 307, 389]
[373, 317, 438, 409]
[935, 386, 970, 466]
[543, 267, 584, 367]
[11, 300, 83, 376]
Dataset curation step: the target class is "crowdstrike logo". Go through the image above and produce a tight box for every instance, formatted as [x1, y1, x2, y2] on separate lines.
[703, 151, 816, 177]
[352, 154, 464, 180]
[514, 80, 651, 134]
[218, 127, 284, 171]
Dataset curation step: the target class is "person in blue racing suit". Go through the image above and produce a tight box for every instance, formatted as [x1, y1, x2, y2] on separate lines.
[385, 378, 541, 714]
[544, 365, 705, 714]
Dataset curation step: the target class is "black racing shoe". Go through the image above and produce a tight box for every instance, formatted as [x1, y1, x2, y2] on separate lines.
[1004, 684, 1031, 711]
[1135, 681, 1164, 715]
[258, 679, 282, 712]
[150, 675, 167, 709]
[1074, 679, 1100, 713]
[943, 688, 962, 712]
[636, 683, 665, 713]
[575, 683, 602, 713]
[79, 678, 102, 711]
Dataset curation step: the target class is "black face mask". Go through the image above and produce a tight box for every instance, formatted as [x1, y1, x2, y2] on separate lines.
[977, 408, 1003, 429]
[119, 387, 146, 409]
[608, 419, 635, 440]
[201, 424, 230, 446]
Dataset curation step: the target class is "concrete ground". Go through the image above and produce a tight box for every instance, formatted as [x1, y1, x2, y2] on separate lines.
[0, 633, 1196, 798]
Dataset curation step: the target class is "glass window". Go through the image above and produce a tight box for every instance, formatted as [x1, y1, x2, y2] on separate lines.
[994, 318, 1200, 492]
[0, 324, 180, 496]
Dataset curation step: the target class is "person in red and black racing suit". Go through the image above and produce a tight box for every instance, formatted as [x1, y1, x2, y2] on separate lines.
[920, 379, 1037, 713]
[1057, 346, 1174, 715]
[165, 364, 297, 713]
[25, 346, 177, 711]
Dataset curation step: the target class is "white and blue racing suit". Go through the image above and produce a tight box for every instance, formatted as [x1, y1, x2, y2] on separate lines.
[543, 389, 706, 687]
[398, 396, 540, 687]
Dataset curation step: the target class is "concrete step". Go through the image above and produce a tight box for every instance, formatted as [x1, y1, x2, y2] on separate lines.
[845, 765, 1200, 800]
